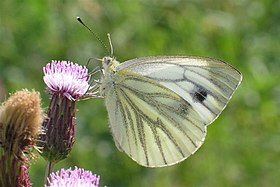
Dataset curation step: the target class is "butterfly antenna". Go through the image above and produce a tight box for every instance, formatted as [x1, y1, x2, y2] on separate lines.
[76, 16, 110, 55]
[107, 33, 114, 57]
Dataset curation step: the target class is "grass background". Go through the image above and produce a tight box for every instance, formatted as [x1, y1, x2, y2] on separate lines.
[0, 0, 280, 186]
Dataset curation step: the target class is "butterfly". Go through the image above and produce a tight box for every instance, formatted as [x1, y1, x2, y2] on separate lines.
[98, 54, 242, 167]
[76, 17, 242, 167]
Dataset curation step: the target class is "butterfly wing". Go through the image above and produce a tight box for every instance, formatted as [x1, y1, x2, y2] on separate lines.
[105, 56, 242, 167]
[117, 56, 242, 124]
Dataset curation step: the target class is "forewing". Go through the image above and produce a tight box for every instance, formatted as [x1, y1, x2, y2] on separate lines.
[105, 73, 208, 167]
[118, 56, 242, 124]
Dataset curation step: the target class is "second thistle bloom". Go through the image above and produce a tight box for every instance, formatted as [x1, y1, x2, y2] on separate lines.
[39, 60, 97, 162]
[46, 166, 100, 187]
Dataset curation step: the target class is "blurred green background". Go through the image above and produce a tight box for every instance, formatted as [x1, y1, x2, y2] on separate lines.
[0, 0, 280, 186]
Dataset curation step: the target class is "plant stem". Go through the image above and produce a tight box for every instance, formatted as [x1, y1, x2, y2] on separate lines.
[44, 161, 54, 185]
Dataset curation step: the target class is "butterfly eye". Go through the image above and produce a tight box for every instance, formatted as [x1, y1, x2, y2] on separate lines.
[102, 57, 113, 65]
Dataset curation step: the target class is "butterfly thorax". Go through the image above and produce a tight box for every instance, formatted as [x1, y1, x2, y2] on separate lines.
[100, 56, 120, 96]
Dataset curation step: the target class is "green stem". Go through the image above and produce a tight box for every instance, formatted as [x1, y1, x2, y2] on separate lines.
[44, 161, 54, 185]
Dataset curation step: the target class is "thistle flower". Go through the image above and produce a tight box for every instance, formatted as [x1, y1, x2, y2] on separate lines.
[38, 60, 97, 163]
[0, 89, 43, 187]
[43, 60, 96, 101]
[46, 167, 100, 187]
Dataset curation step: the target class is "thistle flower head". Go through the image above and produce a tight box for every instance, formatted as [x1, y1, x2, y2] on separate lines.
[46, 167, 100, 187]
[39, 60, 97, 163]
[0, 90, 43, 140]
[0, 89, 43, 187]
[43, 60, 97, 101]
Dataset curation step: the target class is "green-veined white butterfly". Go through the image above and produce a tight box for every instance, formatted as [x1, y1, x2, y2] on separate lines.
[99, 54, 242, 167]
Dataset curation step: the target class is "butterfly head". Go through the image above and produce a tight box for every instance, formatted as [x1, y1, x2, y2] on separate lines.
[101, 56, 119, 72]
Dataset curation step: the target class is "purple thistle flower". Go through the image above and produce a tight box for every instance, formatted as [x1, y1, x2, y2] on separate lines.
[43, 60, 97, 101]
[39, 60, 97, 163]
[46, 166, 100, 187]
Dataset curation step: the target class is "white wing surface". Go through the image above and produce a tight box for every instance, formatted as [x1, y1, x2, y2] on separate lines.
[105, 56, 242, 167]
